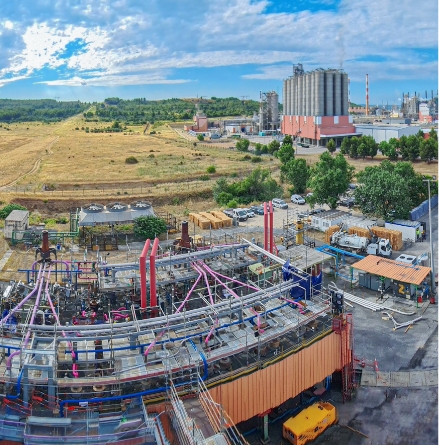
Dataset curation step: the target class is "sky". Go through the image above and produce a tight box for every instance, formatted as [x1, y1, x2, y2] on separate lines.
[0, 0, 437, 105]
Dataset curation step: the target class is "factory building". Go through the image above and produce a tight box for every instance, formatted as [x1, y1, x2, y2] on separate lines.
[281, 64, 356, 146]
[354, 124, 423, 143]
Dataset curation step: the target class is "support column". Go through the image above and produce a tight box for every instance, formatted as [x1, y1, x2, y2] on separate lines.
[263, 414, 270, 442]
[269, 201, 274, 254]
[149, 238, 160, 316]
[139, 239, 151, 310]
[263, 202, 268, 251]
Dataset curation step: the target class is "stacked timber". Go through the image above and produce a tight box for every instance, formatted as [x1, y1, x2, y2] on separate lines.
[199, 212, 223, 229]
[371, 227, 403, 251]
[324, 225, 340, 244]
[189, 213, 211, 229]
[211, 211, 232, 227]
[348, 226, 372, 238]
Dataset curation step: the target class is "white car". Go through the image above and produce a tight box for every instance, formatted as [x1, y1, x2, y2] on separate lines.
[291, 194, 306, 205]
[242, 208, 255, 218]
[272, 198, 288, 209]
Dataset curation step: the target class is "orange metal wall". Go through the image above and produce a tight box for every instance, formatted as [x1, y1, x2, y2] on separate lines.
[208, 332, 345, 424]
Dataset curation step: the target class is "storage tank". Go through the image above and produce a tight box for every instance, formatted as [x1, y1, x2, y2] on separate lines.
[267, 91, 279, 130]
[334, 72, 342, 116]
[325, 72, 334, 116]
[341, 73, 349, 115]
[310, 71, 316, 116]
[298, 75, 304, 116]
[316, 71, 325, 116]
[292, 77, 297, 116]
[283, 79, 288, 116]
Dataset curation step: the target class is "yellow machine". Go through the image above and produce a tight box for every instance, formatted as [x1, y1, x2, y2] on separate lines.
[283, 402, 337, 445]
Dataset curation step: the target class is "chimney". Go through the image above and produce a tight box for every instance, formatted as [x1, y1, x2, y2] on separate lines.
[41, 230, 50, 254]
[365, 74, 369, 116]
[179, 221, 192, 249]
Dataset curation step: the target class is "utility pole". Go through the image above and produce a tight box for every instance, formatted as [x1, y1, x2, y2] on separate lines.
[423, 179, 437, 295]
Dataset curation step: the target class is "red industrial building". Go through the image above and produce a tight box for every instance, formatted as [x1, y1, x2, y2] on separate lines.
[281, 64, 357, 146]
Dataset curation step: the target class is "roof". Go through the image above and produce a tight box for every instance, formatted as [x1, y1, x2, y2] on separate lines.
[79, 203, 155, 226]
[388, 219, 421, 228]
[283, 402, 335, 435]
[351, 255, 431, 286]
[5, 210, 29, 222]
[320, 132, 361, 137]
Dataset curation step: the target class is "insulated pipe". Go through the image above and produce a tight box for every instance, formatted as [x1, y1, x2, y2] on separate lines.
[7, 266, 49, 370]
[139, 239, 151, 309]
[0, 265, 43, 327]
[149, 238, 160, 314]
[263, 202, 268, 251]
[200, 262, 240, 300]
[192, 263, 215, 306]
[269, 201, 274, 254]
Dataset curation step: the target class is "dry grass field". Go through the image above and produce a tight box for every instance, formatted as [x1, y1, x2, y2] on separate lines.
[0, 113, 436, 220]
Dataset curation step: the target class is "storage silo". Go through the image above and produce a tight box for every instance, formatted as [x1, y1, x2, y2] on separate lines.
[292, 77, 297, 115]
[310, 71, 316, 116]
[298, 75, 304, 116]
[287, 77, 292, 115]
[305, 74, 312, 116]
[325, 72, 334, 116]
[334, 72, 342, 116]
[283, 79, 288, 116]
[341, 73, 349, 115]
[267, 91, 279, 129]
[316, 71, 325, 116]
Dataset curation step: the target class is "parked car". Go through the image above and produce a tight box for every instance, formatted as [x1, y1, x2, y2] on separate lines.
[291, 194, 306, 205]
[337, 197, 355, 208]
[250, 205, 264, 215]
[233, 208, 248, 221]
[306, 192, 313, 198]
[348, 183, 357, 190]
[272, 198, 289, 209]
[309, 208, 325, 215]
[242, 208, 255, 218]
[223, 209, 234, 218]
[297, 211, 310, 220]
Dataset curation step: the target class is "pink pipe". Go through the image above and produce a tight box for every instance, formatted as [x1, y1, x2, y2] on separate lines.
[198, 261, 259, 291]
[269, 201, 274, 254]
[0, 266, 43, 327]
[175, 273, 203, 313]
[263, 202, 268, 251]
[199, 263, 240, 300]
[139, 239, 151, 310]
[72, 363, 79, 378]
[7, 266, 50, 370]
[192, 263, 215, 306]
[150, 238, 160, 315]
[45, 286, 77, 363]
[144, 330, 165, 357]
[282, 297, 305, 314]
[205, 320, 218, 344]
[250, 309, 264, 334]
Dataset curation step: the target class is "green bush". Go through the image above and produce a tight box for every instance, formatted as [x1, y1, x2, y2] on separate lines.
[227, 199, 238, 208]
[125, 156, 138, 164]
[133, 216, 168, 239]
[206, 165, 216, 174]
[241, 155, 251, 161]
[251, 156, 262, 163]
[0, 204, 27, 219]
[199, 175, 210, 181]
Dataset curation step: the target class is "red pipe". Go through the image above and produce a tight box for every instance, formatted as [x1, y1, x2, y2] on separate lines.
[140, 239, 151, 309]
[269, 201, 274, 254]
[149, 238, 160, 316]
[263, 202, 268, 251]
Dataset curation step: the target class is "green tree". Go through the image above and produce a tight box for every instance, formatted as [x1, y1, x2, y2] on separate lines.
[363, 135, 378, 158]
[399, 135, 409, 160]
[236, 138, 250, 152]
[197, 134, 204, 141]
[0, 204, 27, 219]
[416, 129, 425, 140]
[275, 143, 295, 164]
[340, 137, 351, 155]
[349, 136, 360, 159]
[429, 127, 438, 141]
[281, 158, 309, 194]
[267, 139, 280, 154]
[282, 135, 293, 145]
[326, 139, 336, 154]
[307, 152, 354, 209]
[358, 142, 369, 160]
[405, 135, 420, 162]
[420, 137, 438, 163]
[133, 216, 168, 239]
[379, 140, 390, 156]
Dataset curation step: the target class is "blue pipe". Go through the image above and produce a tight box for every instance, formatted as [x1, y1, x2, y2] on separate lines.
[59, 341, 209, 417]
[6, 369, 23, 400]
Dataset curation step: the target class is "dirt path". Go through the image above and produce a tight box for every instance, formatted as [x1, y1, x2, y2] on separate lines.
[0, 136, 58, 190]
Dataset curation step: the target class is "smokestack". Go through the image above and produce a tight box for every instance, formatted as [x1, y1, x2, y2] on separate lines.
[41, 230, 50, 254]
[365, 74, 369, 116]
[432, 90, 434, 101]
[179, 221, 191, 249]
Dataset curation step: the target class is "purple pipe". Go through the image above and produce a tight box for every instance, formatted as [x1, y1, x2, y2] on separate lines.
[282, 297, 305, 314]
[198, 261, 259, 291]
[7, 266, 50, 370]
[0, 265, 43, 327]
[192, 263, 215, 306]
[31, 260, 70, 272]
[175, 271, 203, 314]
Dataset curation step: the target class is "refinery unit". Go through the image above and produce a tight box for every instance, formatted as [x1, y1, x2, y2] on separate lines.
[0, 207, 355, 445]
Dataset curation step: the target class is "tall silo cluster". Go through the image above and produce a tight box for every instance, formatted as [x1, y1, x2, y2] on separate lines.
[283, 67, 349, 117]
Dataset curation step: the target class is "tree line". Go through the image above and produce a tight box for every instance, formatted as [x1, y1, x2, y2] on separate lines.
[327, 128, 438, 163]
[0, 99, 88, 122]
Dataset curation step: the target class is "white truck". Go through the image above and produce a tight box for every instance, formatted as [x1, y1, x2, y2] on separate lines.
[330, 227, 392, 257]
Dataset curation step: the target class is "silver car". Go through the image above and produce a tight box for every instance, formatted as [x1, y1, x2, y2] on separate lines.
[291, 194, 306, 205]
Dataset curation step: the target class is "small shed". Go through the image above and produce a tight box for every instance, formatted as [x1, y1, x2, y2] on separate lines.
[385, 219, 421, 242]
[4, 210, 29, 239]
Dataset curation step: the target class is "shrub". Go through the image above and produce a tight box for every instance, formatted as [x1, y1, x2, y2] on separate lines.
[148, 154, 155, 158]
[133, 216, 168, 239]
[199, 175, 210, 181]
[241, 155, 251, 161]
[251, 156, 262, 163]
[206, 165, 216, 174]
[0, 204, 27, 219]
[227, 199, 238, 208]
[125, 156, 138, 164]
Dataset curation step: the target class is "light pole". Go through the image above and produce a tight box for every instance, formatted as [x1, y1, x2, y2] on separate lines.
[423, 179, 437, 295]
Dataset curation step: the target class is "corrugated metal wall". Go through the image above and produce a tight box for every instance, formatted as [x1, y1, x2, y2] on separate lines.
[208, 331, 347, 424]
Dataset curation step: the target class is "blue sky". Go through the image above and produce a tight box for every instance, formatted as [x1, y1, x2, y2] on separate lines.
[0, 0, 437, 105]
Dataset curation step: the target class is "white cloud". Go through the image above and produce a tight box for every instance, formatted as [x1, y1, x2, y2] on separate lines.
[0, 0, 436, 88]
